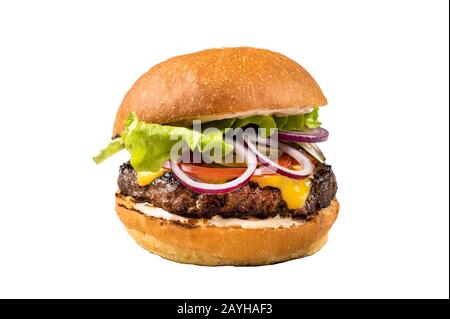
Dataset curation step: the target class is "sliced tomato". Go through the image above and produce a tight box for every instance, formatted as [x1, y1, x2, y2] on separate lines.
[176, 164, 245, 183]
[165, 154, 299, 183]
[277, 153, 296, 168]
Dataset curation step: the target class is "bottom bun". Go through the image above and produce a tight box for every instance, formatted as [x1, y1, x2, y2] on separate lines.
[115, 196, 339, 266]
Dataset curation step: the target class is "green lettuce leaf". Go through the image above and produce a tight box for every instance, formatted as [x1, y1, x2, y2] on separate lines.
[276, 107, 321, 130]
[203, 108, 321, 133]
[304, 108, 321, 128]
[93, 112, 233, 172]
[233, 116, 277, 137]
[92, 139, 125, 164]
[201, 118, 236, 132]
[125, 123, 198, 172]
[93, 108, 321, 171]
[277, 114, 306, 131]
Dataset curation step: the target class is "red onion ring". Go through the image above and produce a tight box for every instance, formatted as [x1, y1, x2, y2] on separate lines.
[246, 139, 314, 179]
[163, 160, 275, 176]
[278, 128, 329, 143]
[169, 141, 257, 194]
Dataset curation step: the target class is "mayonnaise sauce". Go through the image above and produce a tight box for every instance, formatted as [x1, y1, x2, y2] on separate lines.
[133, 202, 305, 229]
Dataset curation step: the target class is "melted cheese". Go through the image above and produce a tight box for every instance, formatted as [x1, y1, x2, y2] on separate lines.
[136, 169, 165, 186]
[252, 175, 312, 209]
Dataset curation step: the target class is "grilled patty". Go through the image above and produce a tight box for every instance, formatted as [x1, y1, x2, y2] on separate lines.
[117, 162, 337, 219]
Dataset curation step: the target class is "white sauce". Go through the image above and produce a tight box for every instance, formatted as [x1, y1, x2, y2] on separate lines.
[133, 202, 305, 229]
[198, 106, 315, 123]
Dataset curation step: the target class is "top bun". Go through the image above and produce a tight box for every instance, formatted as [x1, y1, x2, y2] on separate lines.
[113, 47, 327, 135]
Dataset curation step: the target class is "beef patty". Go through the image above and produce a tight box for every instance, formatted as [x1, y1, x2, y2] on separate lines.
[117, 162, 337, 220]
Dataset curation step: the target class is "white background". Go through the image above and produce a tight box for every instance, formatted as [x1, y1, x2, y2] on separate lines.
[0, 0, 448, 299]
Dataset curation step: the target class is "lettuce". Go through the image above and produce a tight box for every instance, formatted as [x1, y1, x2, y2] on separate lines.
[92, 139, 125, 164]
[202, 115, 276, 137]
[276, 109, 320, 130]
[203, 108, 321, 133]
[93, 112, 233, 172]
[304, 108, 321, 128]
[93, 108, 320, 172]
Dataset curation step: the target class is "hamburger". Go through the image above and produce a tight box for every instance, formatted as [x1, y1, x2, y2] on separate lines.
[93, 47, 339, 266]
